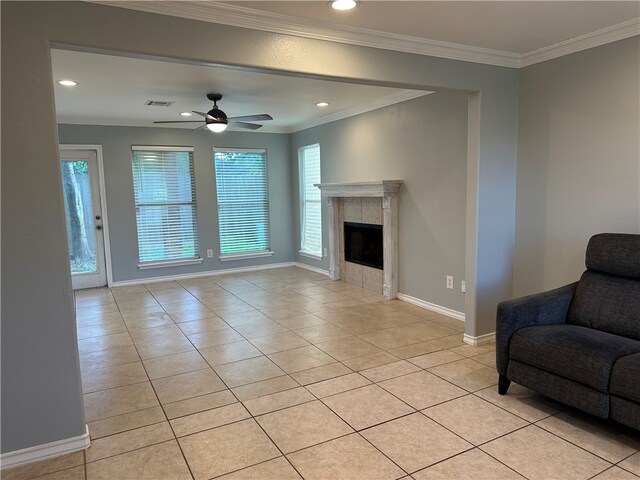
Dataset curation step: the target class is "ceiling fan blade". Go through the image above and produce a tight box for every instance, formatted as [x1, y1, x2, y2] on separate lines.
[154, 120, 203, 124]
[227, 114, 273, 122]
[229, 121, 263, 130]
[192, 124, 208, 132]
[193, 110, 215, 120]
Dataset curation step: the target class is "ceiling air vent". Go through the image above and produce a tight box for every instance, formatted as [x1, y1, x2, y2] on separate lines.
[144, 100, 174, 107]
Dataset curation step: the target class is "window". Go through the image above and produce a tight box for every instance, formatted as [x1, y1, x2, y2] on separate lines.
[299, 144, 322, 258]
[213, 148, 271, 259]
[131, 146, 200, 267]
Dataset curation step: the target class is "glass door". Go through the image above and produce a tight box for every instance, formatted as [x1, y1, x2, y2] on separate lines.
[60, 149, 107, 289]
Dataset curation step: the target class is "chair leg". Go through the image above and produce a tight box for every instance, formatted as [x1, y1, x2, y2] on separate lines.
[498, 375, 511, 395]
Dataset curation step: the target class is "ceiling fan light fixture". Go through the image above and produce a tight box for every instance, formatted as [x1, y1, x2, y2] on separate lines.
[205, 105, 229, 132]
[330, 0, 357, 11]
[206, 122, 228, 133]
[154, 93, 271, 132]
[58, 79, 78, 86]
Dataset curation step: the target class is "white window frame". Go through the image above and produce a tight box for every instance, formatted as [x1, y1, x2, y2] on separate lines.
[213, 147, 273, 261]
[298, 143, 323, 260]
[131, 145, 202, 269]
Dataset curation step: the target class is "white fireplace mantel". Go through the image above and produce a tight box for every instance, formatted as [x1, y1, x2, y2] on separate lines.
[314, 180, 402, 199]
[315, 180, 402, 300]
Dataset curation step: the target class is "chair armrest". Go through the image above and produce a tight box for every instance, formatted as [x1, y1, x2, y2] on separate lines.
[495, 282, 578, 375]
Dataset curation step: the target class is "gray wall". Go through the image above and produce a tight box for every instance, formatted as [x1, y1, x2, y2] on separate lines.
[58, 125, 293, 283]
[1, 1, 517, 453]
[291, 93, 468, 312]
[513, 37, 640, 297]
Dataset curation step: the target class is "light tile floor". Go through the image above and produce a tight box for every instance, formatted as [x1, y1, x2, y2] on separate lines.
[5, 267, 640, 480]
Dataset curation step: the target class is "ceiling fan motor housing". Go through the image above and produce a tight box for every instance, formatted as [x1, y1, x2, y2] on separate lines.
[206, 106, 228, 125]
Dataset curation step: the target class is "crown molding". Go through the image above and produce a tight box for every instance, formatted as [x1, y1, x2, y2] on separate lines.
[521, 18, 640, 67]
[91, 2, 640, 69]
[287, 90, 430, 133]
[94, 1, 521, 68]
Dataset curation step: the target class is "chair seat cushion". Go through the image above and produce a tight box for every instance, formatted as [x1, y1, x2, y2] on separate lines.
[610, 353, 640, 402]
[510, 325, 640, 392]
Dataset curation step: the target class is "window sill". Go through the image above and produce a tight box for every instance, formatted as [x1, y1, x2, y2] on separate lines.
[219, 251, 274, 262]
[138, 257, 203, 270]
[298, 251, 323, 261]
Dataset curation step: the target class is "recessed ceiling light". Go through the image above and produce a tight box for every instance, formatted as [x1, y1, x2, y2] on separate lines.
[58, 80, 78, 86]
[180, 112, 192, 117]
[316, 102, 330, 107]
[330, 0, 357, 11]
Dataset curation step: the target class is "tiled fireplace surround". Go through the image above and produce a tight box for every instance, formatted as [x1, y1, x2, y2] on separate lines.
[339, 198, 384, 294]
[315, 181, 402, 300]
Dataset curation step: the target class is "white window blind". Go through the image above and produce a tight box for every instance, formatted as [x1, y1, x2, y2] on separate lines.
[299, 144, 322, 257]
[214, 148, 270, 257]
[131, 146, 199, 265]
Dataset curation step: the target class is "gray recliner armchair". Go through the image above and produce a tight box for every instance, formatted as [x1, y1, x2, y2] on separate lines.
[496, 233, 640, 430]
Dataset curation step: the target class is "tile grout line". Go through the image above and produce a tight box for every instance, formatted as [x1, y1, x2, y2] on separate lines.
[76, 268, 620, 480]
[102, 274, 428, 473]
[180, 314, 310, 480]
[110, 283, 197, 480]
[531, 420, 625, 466]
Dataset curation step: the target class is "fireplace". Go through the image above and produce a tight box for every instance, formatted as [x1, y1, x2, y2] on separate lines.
[314, 180, 402, 299]
[344, 222, 383, 270]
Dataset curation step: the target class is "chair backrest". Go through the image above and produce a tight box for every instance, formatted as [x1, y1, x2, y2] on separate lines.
[567, 233, 640, 340]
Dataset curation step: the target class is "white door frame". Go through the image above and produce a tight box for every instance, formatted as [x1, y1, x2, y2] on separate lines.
[60, 144, 113, 287]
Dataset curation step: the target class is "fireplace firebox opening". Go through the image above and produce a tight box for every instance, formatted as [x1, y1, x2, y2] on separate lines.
[344, 222, 383, 270]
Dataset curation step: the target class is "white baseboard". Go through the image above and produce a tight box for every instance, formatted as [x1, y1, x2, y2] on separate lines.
[396, 293, 465, 322]
[463, 332, 496, 346]
[0, 425, 90, 470]
[111, 262, 297, 287]
[293, 262, 330, 277]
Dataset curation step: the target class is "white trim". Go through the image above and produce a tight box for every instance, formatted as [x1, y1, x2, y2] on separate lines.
[138, 257, 203, 270]
[315, 180, 403, 198]
[219, 251, 274, 262]
[0, 425, 90, 470]
[463, 332, 496, 346]
[94, 1, 640, 68]
[110, 262, 295, 287]
[95, 1, 520, 67]
[298, 251, 323, 261]
[298, 144, 323, 263]
[294, 261, 330, 277]
[94, 146, 113, 287]
[288, 91, 431, 133]
[131, 145, 193, 152]
[397, 293, 465, 322]
[520, 18, 640, 67]
[212, 147, 266, 154]
[59, 144, 113, 287]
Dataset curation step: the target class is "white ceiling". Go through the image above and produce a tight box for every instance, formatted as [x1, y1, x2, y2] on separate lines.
[228, 1, 640, 54]
[55, 1, 639, 129]
[52, 49, 426, 132]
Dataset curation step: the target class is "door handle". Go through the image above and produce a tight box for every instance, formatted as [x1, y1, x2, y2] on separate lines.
[96, 225, 102, 231]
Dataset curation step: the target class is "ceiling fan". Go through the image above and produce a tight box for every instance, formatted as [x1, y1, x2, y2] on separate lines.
[154, 93, 273, 132]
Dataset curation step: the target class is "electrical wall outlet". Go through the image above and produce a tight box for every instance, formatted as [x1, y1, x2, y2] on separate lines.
[206, 249, 214, 258]
[323, 248, 328, 257]
[446, 275, 454, 289]
[461, 280, 466, 293]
